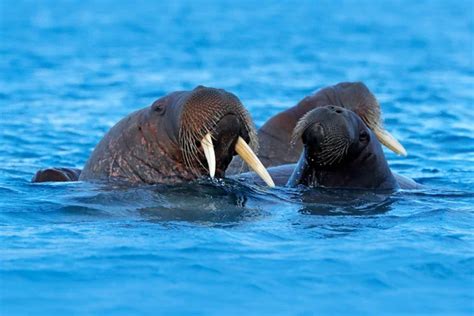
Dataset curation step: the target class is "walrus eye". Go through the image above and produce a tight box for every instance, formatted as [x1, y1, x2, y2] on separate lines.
[151, 101, 166, 116]
[359, 130, 370, 142]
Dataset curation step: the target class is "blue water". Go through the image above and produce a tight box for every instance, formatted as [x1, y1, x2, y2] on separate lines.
[1, 0, 473, 315]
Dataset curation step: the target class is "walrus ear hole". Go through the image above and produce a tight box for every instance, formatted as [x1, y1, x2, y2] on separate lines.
[151, 101, 166, 116]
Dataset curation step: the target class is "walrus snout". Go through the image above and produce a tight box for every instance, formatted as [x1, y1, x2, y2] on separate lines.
[300, 106, 350, 146]
[198, 113, 274, 186]
[207, 114, 242, 177]
[293, 106, 356, 167]
[302, 123, 324, 146]
[178, 86, 274, 186]
[327, 105, 344, 114]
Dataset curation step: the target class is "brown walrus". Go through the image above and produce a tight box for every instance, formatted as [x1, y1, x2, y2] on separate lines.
[244, 82, 407, 169]
[235, 106, 421, 190]
[32, 86, 274, 187]
[32, 167, 82, 183]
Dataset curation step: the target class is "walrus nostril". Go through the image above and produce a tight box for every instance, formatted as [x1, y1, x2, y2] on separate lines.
[328, 105, 343, 114]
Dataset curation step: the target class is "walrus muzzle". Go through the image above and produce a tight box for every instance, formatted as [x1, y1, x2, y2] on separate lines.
[199, 114, 274, 187]
[293, 105, 367, 168]
[179, 86, 274, 186]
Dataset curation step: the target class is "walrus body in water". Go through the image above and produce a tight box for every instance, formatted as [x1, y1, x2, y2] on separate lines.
[236, 106, 421, 190]
[232, 82, 408, 170]
[33, 86, 274, 187]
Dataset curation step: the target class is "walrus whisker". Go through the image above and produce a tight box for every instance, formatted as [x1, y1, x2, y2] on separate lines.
[321, 142, 348, 159]
[180, 114, 221, 176]
[316, 137, 350, 166]
[179, 96, 259, 179]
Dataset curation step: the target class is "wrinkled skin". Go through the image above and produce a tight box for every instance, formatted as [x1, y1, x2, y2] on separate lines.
[230, 82, 386, 171]
[33, 86, 257, 184]
[234, 106, 421, 190]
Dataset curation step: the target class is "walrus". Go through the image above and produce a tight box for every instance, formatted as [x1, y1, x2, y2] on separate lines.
[32, 86, 274, 187]
[232, 82, 408, 170]
[236, 105, 421, 190]
[32, 167, 82, 183]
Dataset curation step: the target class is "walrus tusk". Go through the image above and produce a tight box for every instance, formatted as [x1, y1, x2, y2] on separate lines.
[374, 127, 408, 156]
[201, 133, 216, 178]
[235, 137, 275, 187]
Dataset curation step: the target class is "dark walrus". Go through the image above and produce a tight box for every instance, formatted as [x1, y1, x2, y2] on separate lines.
[245, 82, 408, 169]
[33, 86, 274, 187]
[236, 105, 420, 190]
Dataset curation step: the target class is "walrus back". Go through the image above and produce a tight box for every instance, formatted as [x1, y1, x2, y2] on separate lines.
[79, 109, 143, 182]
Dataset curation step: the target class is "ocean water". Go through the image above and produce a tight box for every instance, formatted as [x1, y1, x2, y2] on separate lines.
[1, 0, 473, 315]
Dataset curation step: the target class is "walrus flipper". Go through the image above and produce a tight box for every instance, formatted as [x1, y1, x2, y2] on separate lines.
[32, 168, 82, 183]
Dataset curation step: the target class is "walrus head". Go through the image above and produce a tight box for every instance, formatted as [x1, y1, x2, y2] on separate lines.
[322, 82, 407, 156]
[253, 82, 407, 170]
[171, 86, 273, 186]
[288, 105, 397, 189]
[79, 86, 274, 186]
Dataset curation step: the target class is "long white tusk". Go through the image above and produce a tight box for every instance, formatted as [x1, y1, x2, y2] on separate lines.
[373, 126, 408, 156]
[235, 137, 275, 187]
[201, 133, 216, 178]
